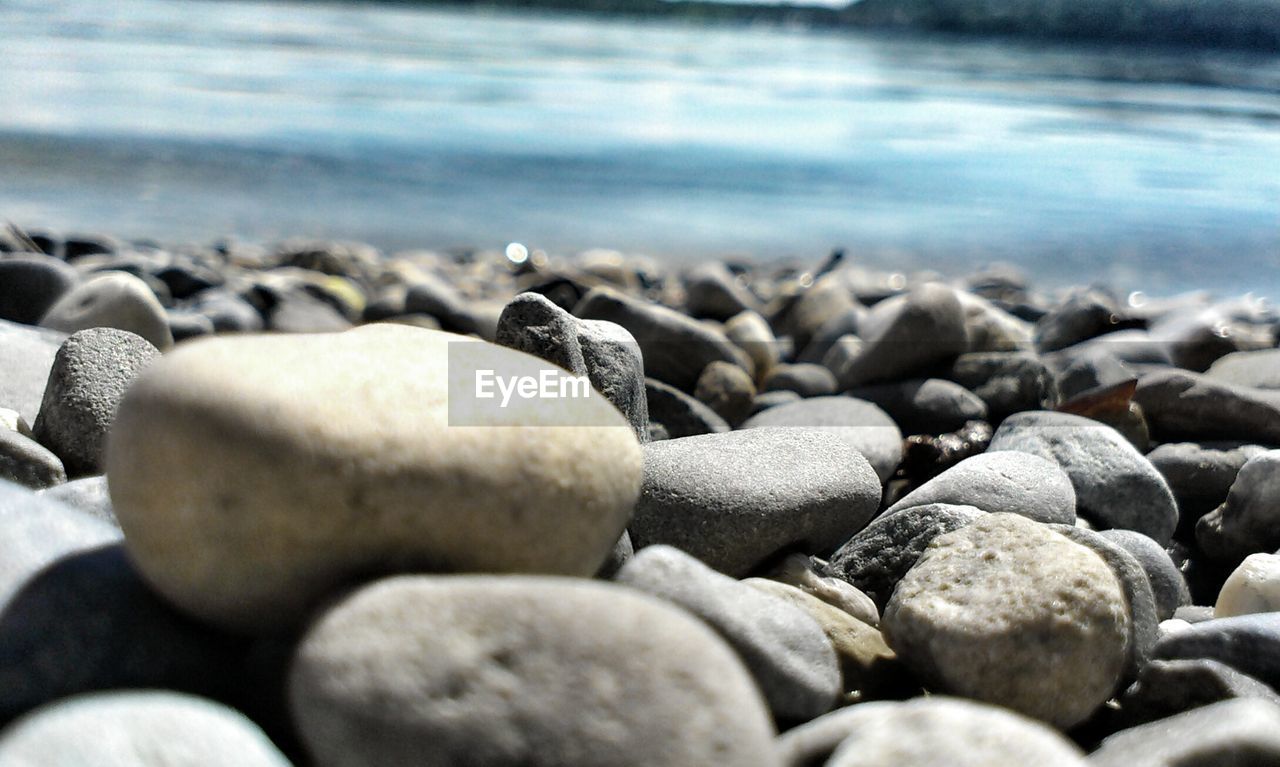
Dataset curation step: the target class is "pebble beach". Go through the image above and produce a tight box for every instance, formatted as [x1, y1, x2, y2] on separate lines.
[1, 228, 1280, 765]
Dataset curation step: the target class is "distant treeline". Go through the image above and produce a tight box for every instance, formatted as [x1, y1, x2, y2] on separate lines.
[356, 0, 1280, 51]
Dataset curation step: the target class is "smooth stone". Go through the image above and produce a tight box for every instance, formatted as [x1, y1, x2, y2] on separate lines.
[1217, 553, 1280, 618]
[106, 325, 642, 633]
[1050, 524, 1160, 680]
[166, 310, 216, 341]
[885, 451, 1076, 525]
[1147, 441, 1267, 527]
[743, 579, 901, 699]
[989, 410, 1178, 544]
[33, 328, 161, 477]
[1207, 349, 1280, 390]
[1033, 288, 1121, 352]
[769, 554, 880, 627]
[836, 283, 968, 389]
[576, 286, 749, 392]
[62, 233, 120, 260]
[797, 307, 860, 365]
[0, 408, 30, 436]
[1134, 370, 1280, 445]
[780, 274, 859, 353]
[740, 396, 903, 483]
[403, 272, 476, 334]
[645, 378, 731, 437]
[0, 691, 292, 767]
[0, 544, 248, 721]
[1173, 605, 1216, 624]
[848, 377, 988, 435]
[616, 545, 840, 722]
[1057, 349, 1136, 402]
[631, 429, 881, 576]
[0, 429, 65, 489]
[0, 480, 121, 607]
[724, 310, 779, 382]
[784, 698, 1087, 767]
[1153, 613, 1280, 689]
[683, 261, 757, 320]
[185, 289, 264, 332]
[693, 359, 756, 426]
[1089, 699, 1280, 767]
[751, 389, 802, 415]
[958, 291, 1036, 352]
[1099, 529, 1191, 621]
[0, 320, 66, 425]
[818, 333, 864, 383]
[497, 292, 649, 440]
[762, 364, 837, 398]
[883, 514, 1130, 729]
[154, 262, 222, 300]
[262, 288, 353, 333]
[36, 475, 117, 528]
[0, 255, 78, 325]
[828, 503, 986, 609]
[1146, 307, 1240, 372]
[946, 351, 1058, 423]
[1119, 659, 1280, 726]
[39, 272, 173, 350]
[290, 574, 779, 767]
[1196, 451, 1280, 562]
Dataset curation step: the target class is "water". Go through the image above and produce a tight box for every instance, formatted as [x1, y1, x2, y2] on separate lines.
[2, 0, 1279, 295]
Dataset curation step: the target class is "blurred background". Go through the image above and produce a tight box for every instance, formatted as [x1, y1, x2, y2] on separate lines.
[2, 0, 1278, 295]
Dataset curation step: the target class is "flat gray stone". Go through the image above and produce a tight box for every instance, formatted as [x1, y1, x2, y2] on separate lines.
[1119, 659, 1280, 727]
[740, 396, 903, 483]
[1089, 699, 1280, 767]
[990, 410, 1178, 544]
[1100, 529, 1191, 621]
[693, 360, 755, 426]
[616, 545, 839, 722]
[1153, 613, 1280, 689]
[0, 428, 65, 489]
[848, 377, 987, 435]
[290, 574, 779, 767]
[630, 429, 882, 576]
[1147, 441, 1268, 525]
[946, 351, 1059, 422]
[1196, 450, 1280, 562]
[885, 450, 1076, 525]
[1135, 370, 1280, 446]
[0, 320, 66, 425]
[1206, 348, 1280, 390]
[836, 283, 968, 388]
[828, 503, 986, 609]
[646, 378, 730, 437]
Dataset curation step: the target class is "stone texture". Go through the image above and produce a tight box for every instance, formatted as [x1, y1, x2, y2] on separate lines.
[828, 503, 986, 609]
[884, 450, 1076, 525]
[883, 513, 1130, 728]
[1196, 450, 1280, 562]
[693, 360, 756, 426]
[1153, 613, 1280, 689]
[836, 283, 968, 388]
[778, 698, 1087, 767]
[0, 255, 78, 325]
[0, 320, 66, 426]
[496, 292, 648, 439]
[848, 377, 988, 435]
[290, 574, 779, 767]
[645, 378, 730, 437]
[576, 286, 749, 392]
[1119, 659, 1280, 726]
[1147, 441, 1267, 528]
[1099, 529, 1190, 621]
[947, 351, 1059, 423]
[0, 428, 65, 489]
[989, 410, 1178, 544]
[1217, 553, 1280, 618]
[0, 691, 292, 767]
[1134, 369, 1280, 445]
[631, 429, 881, 576]
[39, 272, 173, 350]
[740, 396, 903, 483]
[107, 325, 642, 633]
[1206, 348, 1280, 390]
[33, 328, 161, 476]
[615, 545, 840, 722]
[1089, 699, 1280, 767]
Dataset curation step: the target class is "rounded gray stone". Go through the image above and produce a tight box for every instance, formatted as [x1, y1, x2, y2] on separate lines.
[646, 378, 731, 437]
[1153, 613, 1280, 690]
[740, 396, 903, 483]
[836, 283, 968, 388]
[1099, 529, 1191, 621]
[1033, 288, 1120, 353]
[848, 377, 988, 435]
[884, 450, 1076, 525]
[615, 545, 840, 722]
[40, 272, 173, 350]
[1090, 698, 1280, 767]
[1196, 450, 1280, 562]
[1147, 441, 1267, 524]
[682, 261, 757, 321]
[290, 574, 779, 767]
[762, 364, 837, 398]
[631, 429, 882, 576]
[0, 428, 65, 489]
[989, 410, 1178, 544]
[1135, 369, 1280, 446]
[0, 255, 79, 325]
[1206, 348, 1280, 390]
[0, 691, 292, 767]
[693, 360, 756, 426]
[946, 351, 1059, 422]
[1119, 659, 1280, 727]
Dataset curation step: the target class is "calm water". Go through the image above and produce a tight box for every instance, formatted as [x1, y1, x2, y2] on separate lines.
[3, 0, 1280, 295]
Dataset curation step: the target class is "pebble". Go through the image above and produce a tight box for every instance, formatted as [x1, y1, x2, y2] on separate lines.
[1206, 348, 1280, 389]
[693, 359, 756, 425]
[0, 254, 78, 325]
[778, 697, 1087, 767]
[1216, 553, 1280, 617]
[796, 307, 860, 365]
[751, 388, 802, 414]
[847, 377, 987, 435]
[185, 288, 264, 332]
[32, 328, 161, 476]
[1134, 369, 1280, 445]
[615, 545, 840, 722]
[781, 274, 860, 353]
[818, 333, 864, 383]
[768, 553, 880, 627]
[884, 450, 1077, 525]
[290, 574, 780, 767]
[496, 291, 649, 439]
[740, 396, 904, 483]
[0, 320, 66, 425]
[762, 363, 838, 398]
[883, 513, 1130, 728]
[39, 271, 174, 350]
[646, 377, 731, 437]
[1033, 288, 1122, 352]
[1152, 613, 1280, 689]
[1119, 659, 1280, 726]
[1056, 348, 1135, 401]
[0, 691, 292, 767]
[828, 502, 986, 608]
[403, 271, 477, 334]
[723, 310, 779, 381]
[576, 286, 750, 392]
[683, 261, 758, 320]
[631, 429, 881, 576]
[35, 475, 116, 527]
[1196, 450, 1280, 562]
[106, 325, 643, 633]
[957, 291, 1036, 352]
[835, 283, 968, 388]
[1098, 529, 1190, 621]
[946, 350, 1059, 422]
[1146, 441, 1267, 529]
[0, 428, 66, 489]
[989, 410, 1178, 544]
[1089, 699, 1280, 767]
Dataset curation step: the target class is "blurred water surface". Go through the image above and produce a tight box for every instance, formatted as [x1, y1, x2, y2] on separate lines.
[2, 0, 1279, 294]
